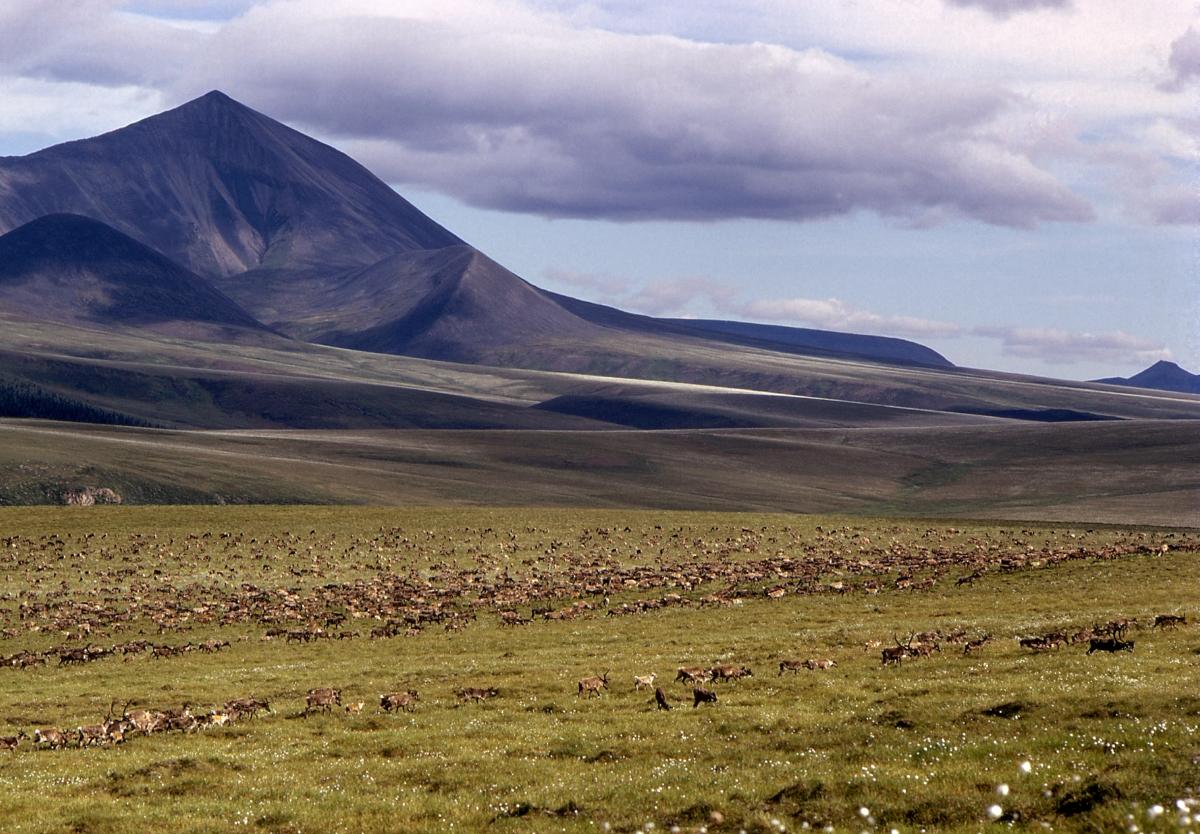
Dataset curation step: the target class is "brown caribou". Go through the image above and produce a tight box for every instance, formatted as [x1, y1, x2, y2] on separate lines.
[577, 673, 610, 698]
[304, 688, 342, 715]
[380, 691, 420, 713]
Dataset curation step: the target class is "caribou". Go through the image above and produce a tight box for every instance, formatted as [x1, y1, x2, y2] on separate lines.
[1088, 637, 1134, 654]
[380, 691, 420, 713]
[1152, 614, 1186, 630]
[709, 664, 752, 682]
[577, 673, 610, 698]
[674, 666, 711, 685]
[33, 728, 68, 749]
[456, 687, 499, 704]
[304, 688, 342, 715]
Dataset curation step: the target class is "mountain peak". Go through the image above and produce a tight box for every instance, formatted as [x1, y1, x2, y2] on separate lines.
[159, 89, 262, 126]
[196, 89, 237, 104]
[1096, 359, 1199, 395]
[0, 91, 461, 278]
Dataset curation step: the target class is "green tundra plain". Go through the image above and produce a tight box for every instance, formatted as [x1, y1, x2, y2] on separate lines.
[0, 506, 1196, 834]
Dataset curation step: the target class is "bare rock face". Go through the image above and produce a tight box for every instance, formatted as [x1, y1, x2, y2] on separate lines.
[62, 487, 123, 506]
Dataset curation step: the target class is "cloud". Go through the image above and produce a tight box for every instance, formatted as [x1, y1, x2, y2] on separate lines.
[6, 0, 1198, 233]
[0, 0, 201, 87]
[541, 268, 632, 299]
[624, 277, 741, 318]
[541, 265, 1176, 366]
[972, 325, 1172, 365]
[739, 297, 963, 338]
[1145, 186, 1200, 225]
[542, 268, 962, 338]
[944, 0, 1072, 19]
[203, 3, 1092, 228]
[1162, 27, 1200, 92]
[0, 0, 1094, 229]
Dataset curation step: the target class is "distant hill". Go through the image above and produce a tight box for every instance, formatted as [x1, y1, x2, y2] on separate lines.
[543, 291, 951, 368]
[0, 214, 269, 335]
[1096, 361, 1200, 395]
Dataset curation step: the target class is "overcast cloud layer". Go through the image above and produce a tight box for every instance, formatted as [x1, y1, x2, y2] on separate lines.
[1, 0, 1192, 229]
[0, 0, 1194, 375]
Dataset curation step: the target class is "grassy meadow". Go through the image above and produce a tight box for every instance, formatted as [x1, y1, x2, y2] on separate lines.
[0, 506, 1196, 833]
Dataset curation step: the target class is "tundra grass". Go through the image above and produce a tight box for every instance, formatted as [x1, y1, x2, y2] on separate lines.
[0, 507, 1195, 834]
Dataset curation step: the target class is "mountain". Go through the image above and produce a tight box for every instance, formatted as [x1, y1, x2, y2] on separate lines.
[0, 91, 460, 278]
[0, 91, 953, 376]
[1096, 361, 1200, 395]
[0, 213, 269, 335]
[224, 245, 611, 363]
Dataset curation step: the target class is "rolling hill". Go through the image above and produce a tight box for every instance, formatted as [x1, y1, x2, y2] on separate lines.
[0, 91, 1197, 520]
[1097, 361, 1200, 395]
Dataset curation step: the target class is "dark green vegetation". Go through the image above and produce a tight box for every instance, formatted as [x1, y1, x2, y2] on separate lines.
[0, 507, 1196, 833]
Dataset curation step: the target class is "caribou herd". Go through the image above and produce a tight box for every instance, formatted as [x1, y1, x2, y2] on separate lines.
[11, 604, 1183, 754]
[0, 522, 1192, 753]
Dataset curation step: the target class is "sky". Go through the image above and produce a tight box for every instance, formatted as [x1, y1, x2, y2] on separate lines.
[0, 0, 1196, 379]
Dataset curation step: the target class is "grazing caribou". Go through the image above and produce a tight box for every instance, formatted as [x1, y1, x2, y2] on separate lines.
[380, 691, 420, 713]
[1088, 637, 1134, 654]
[633, 673, 657, 691]
[803, 658, 836, 670]
[33, 728, 68, 749]
[304, 687, 342, 715]
[224, 697, 270, 720]
[456, 687, 499, 704]
[0, 732, 27, 751]
[654, 688, 672, 711]
[1152, 614, 1186, 630]
[577, 673, 610, 698]
[963, 634, 992, 655]
[692, 687, 717, 708]
[123, 707, 166, 736]
[674, 666, 711, 685]
[709, 664, 752, 682]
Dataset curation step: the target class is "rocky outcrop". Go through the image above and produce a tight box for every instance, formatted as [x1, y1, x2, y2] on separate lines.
[62, 487, 123, 506]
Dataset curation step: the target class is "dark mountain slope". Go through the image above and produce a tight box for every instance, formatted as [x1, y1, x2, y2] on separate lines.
[543, 290, 952, 368]
[0, 214, 269, 334]
[0, 91, 460, 278]
[266, 247, 611, 362]
[1097, 361, 1200, 395]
